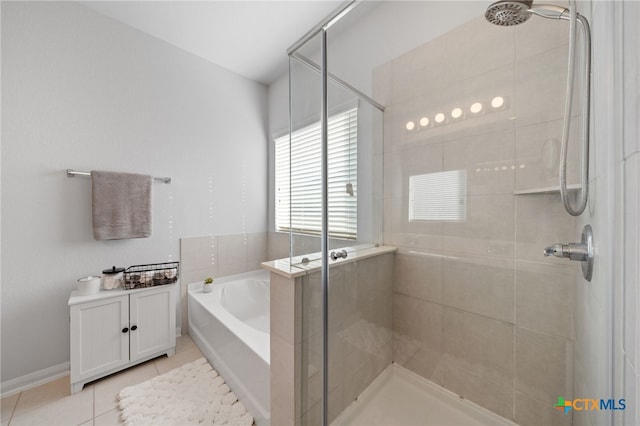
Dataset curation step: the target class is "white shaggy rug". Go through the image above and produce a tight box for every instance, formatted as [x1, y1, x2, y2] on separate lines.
[118, 358, 254, 426]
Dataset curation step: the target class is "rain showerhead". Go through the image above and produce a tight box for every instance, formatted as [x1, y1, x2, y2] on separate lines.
[485, 0, 570, 26]
[484, 0, 533, 26]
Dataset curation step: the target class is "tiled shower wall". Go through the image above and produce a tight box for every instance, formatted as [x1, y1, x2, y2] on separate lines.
[375, 14, 580, 425]
[301, 254, 394, 424]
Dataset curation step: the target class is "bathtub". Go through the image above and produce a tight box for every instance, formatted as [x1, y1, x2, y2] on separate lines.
[188, 269, 270, 426]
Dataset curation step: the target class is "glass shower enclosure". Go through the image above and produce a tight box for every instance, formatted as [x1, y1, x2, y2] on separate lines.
[283, 1, 599, 425]
[285, 2, 385, 424]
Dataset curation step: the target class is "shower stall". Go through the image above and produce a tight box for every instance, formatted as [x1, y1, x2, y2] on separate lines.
[268, 0, 630, 425]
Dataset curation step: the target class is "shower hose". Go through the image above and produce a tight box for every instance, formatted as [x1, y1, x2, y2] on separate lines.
[559, 0, 591, 216]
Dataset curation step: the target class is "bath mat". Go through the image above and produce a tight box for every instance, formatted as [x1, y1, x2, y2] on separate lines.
[118, 358, 254, 426]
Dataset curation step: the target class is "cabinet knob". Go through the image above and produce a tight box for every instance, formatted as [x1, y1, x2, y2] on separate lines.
[131, 325, 138, 331]
[122, 327, 129, 333]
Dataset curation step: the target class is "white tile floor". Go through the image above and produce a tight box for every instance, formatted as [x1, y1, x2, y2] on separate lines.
[0, 335, 204, 426]
[332, 364, 518, 426]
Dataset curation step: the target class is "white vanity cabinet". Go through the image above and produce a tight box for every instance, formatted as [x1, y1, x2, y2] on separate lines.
[69, 284, 176, 393]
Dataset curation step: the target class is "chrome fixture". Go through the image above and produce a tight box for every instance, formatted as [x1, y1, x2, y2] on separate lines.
[330, 249, 348, 261]
[485, 0, 534, 26]
[66, 169, 171, 184]
[544, 224, 594, 281]
[484, 0, 574, 26]
[485, 1, 591, 216]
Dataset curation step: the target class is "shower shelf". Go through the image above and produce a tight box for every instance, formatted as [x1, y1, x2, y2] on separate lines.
[514, 184, 582, 195]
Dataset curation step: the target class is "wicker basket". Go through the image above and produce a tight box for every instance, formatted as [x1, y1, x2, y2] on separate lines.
[123, 262, 179, 290]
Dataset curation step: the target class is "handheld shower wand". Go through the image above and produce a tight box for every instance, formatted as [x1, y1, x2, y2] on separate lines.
[485, 0, 591, 216]
[484, 0, 572, 25]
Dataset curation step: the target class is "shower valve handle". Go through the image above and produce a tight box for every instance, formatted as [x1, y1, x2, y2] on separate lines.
[543, 243, 588, 261]
[543, 225, 594, 281]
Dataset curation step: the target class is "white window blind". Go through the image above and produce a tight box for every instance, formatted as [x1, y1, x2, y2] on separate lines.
[275, 107, 358, 239]
[409, 170, 467, 222]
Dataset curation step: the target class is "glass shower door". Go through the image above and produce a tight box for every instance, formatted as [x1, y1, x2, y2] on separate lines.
[287, 5, 386, 424]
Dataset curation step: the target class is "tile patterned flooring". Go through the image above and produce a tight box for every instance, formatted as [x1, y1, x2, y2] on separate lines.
[3, 335, 520, 426]
[1, 335, 204, 426]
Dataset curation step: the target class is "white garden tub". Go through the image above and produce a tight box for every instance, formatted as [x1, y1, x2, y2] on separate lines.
[188, 269, 270, 425]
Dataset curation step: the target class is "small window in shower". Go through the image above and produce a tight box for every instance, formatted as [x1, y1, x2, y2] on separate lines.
[275, 107, 358, 239]
[409, 170, 467, 222]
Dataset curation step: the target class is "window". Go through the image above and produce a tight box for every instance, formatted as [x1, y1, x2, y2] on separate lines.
[409, 170, 467, 222]
[275, 107, 357, 239]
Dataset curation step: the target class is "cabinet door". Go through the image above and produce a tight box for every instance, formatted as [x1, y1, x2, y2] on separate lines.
[129, 285, 176, 362]
[70, 295, 129, 382]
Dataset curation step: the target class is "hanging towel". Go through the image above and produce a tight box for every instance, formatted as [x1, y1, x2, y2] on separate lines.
[91, 170, 152, 240]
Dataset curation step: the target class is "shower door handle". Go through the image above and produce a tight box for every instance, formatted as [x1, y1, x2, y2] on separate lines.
[543, 224, 593, 281]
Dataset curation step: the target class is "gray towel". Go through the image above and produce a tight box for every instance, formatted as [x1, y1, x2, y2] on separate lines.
[91, 170, 152, 240]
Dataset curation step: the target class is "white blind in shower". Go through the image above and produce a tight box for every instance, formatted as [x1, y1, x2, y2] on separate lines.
[275, 107, 358, 240]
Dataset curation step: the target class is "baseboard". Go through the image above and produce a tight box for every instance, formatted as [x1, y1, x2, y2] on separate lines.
[0, 362, 70, 398]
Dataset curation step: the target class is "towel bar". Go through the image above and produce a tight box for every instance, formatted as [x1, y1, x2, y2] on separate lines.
[66, 169, 171, 184]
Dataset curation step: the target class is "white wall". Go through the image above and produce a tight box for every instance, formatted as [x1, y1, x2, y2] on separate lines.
[1, 2, 268, 387]
[268, 1, 487, 137]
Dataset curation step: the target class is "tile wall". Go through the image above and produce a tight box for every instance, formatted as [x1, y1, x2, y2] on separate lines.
[299, 253, 395, 424]
[619, 3, 640, 424]
[268, 251, 395, 426]
[267, 231, 291, 262]
[375, 13, 579, 425]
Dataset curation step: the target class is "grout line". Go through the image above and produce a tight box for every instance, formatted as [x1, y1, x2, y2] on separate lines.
[92, 385, 95, 426]
[512, 168, 518, 423]
[512, 30, 519, 420]
[8, 391, 22, 425]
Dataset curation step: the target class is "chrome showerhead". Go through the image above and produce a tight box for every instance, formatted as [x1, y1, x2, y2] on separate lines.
[485, 0, 533, 26]
[485, 0, 571, 26]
